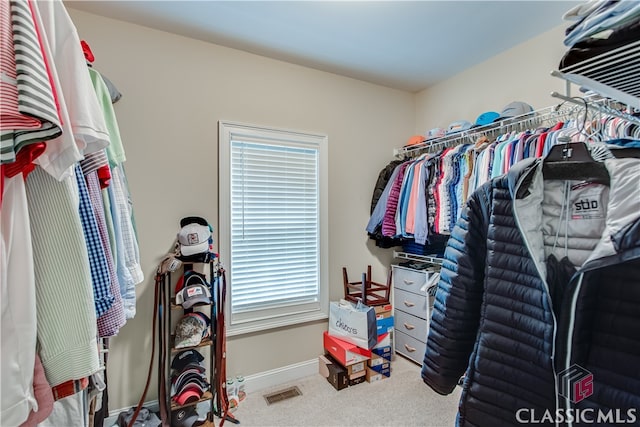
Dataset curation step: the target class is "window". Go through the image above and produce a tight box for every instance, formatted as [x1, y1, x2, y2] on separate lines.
[219, 121, 328, 335]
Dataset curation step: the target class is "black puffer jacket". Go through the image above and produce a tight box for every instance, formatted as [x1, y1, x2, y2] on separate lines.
[421, 156, 640, 426]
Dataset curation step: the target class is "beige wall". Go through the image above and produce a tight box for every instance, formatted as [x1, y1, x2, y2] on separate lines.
[67, 8, 411, 410]
[415, 24, 569, 134]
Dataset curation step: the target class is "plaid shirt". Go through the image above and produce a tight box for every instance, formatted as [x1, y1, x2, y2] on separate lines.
[75, 165, 114, 317]
[86, 172, 126, 337]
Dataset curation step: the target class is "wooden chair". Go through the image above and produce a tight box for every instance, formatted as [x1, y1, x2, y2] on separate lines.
[342, 265, 391, 306]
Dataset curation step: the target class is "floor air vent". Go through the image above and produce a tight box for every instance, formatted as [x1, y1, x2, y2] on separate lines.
[263, 386, 302, 405]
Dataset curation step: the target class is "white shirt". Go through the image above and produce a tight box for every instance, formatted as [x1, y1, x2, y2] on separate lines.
[31, 0, 110, 181]
[1, 174, 38, 426]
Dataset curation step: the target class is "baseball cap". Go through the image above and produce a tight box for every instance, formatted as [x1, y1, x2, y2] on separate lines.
[178, 223, 211, 257]
[171, 371, 209, 396]
[185, 311, 211, 329]
[158, 253, 182, 275]
[175, 271, 209, 293]
[174, 379, 209, 397]
[426, 128, 446, 140]
[174, 387, 201, 406]
[174, 315, 207, 349]
[475, 111, 499, 126]
[495, 101, 534, 121]
[406, 135, 425, 146]
[176, 283, 211, 309]
[171, 349, 205, 371]
[171, 406, 205, 427]
[446, 120, 473, 135]
[180, 216, 209, 228]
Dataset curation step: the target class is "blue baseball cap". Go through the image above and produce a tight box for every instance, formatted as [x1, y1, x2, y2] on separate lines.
[475, 111, 499, 126]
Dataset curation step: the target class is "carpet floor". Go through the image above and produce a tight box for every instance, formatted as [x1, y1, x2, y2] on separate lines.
[230, 354, 461, 427]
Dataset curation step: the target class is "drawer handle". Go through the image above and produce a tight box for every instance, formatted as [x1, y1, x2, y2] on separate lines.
[403, 279, 415, 285]
[403, 322, 415, 330]
[403, 300, 415, 307]
[404, 344, 416, 352]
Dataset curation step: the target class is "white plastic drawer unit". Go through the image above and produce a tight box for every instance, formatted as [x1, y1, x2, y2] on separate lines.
[392, 266, 428, 294]
[394, 308, 429, 342]
[392, 264, 438, 365]
[394, 330, 427, 364]
[394, 288, 430, 320]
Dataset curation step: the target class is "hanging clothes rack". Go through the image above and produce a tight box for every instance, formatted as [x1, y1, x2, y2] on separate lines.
[394, 102, 587, 158]
[550, 91, 640, 127]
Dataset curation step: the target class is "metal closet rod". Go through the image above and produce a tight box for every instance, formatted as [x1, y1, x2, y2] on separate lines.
[551, 70, 640, 110]
[550, 92, 640, 127]
[394, 103, 584, 158]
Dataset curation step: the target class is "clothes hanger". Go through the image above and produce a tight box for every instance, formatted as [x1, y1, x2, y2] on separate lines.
[542, 136, 610, 185]
[542, 98, 609, 185]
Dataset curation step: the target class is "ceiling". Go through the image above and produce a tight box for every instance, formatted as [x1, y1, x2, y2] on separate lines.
[66, 1, 579, 92]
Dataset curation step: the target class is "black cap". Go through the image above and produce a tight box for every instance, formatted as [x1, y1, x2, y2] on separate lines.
[171, 406, 205, 427]
[180, 216, 209, 227]
[171, 349, 204, 372]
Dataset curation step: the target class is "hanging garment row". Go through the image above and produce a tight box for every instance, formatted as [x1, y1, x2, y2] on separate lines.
[1, 1, 142, 426]
[366, 101, 640, 255]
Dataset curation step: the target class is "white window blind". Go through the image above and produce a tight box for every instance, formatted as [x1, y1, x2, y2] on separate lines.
[219, 121, 328, 335]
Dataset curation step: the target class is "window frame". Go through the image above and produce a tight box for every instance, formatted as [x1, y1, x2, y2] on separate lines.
[218, 120, 329, 336]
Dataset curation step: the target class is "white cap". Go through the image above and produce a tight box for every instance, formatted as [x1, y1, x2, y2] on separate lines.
[177, 224, 210, 256]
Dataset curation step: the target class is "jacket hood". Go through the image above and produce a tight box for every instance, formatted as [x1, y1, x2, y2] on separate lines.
[506, 155, 640, 263]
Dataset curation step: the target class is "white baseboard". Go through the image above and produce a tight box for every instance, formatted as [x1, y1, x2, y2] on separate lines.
[244, 358, 318, 394]
[106, 358, 318, 421]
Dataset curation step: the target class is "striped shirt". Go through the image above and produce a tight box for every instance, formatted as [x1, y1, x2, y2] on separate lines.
[25, 166, 100, 386]
[0, 0, 61, 164]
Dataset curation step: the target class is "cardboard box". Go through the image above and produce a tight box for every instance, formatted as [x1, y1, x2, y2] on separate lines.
[374, 332, 391, 349]
[323, 331, 371, 367]
[369, 361, 391, 376]
[324, 353, 365, 376]
[376, 316, 394, 336]
[349, 368, 366, 381]
[374, 304, 392, 319]
[318, 355, 348, 391]
[345, 360, 366, 376]
[349, 372, 366, 386]
[372, 345, 392, 360]
[366, 367, 389, 383]
[368, 353, 388, 367]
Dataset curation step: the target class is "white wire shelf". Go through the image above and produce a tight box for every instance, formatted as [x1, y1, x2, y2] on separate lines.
[553, 39, 640, 110]
[393, 251, 444, 265]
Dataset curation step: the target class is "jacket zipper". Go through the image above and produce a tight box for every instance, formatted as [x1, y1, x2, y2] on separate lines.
[511, 167, 560, 427]
[564, 273, 583, 427]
